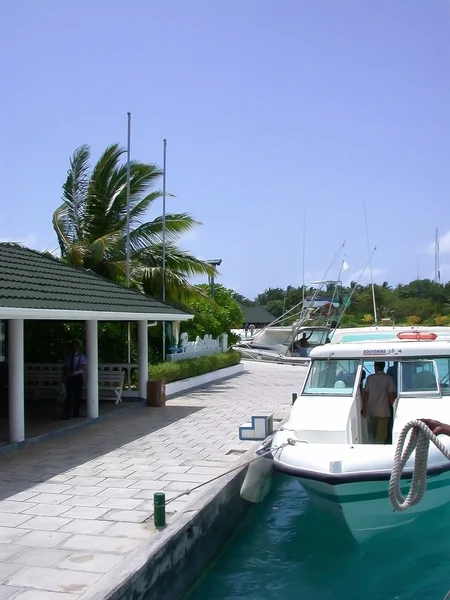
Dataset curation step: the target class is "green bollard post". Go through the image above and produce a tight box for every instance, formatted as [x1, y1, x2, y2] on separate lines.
[154, 492, 166, 528]
[292, 392, 298, 405]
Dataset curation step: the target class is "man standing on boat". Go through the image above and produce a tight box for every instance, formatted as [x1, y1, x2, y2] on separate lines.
[361, 361, 396, 444]
[298, 332, 313, 357]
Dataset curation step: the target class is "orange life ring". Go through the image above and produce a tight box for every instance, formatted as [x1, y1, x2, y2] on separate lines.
[397, 331, 437, 341]
[322, 303, 335, 317]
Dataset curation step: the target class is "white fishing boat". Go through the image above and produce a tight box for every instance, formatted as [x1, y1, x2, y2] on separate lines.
[233, 324, 331, 364]
[243, 333, 450, 542]
[234, 321, 450, 365]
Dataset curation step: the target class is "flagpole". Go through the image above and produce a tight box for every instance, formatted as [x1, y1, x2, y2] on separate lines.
[126, 113, 131, 285]
[302, 206, 306, 305]
[363, 198, 377, 324]
[162, 139, 167, 361]
[126, 112, 131, 388]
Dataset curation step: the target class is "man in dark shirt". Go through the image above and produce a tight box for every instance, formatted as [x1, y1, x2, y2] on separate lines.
[62, 340, 87, 420]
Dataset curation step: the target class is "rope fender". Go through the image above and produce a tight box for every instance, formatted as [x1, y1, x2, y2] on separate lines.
[389, 419, 450, 512]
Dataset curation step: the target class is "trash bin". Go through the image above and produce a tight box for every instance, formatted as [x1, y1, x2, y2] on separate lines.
[147, 380, 166, 407]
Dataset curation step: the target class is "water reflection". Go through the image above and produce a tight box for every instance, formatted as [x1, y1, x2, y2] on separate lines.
[186, 474, 450, 600]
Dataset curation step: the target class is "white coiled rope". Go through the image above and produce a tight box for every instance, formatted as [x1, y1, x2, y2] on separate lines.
[389, 419, 450, 512]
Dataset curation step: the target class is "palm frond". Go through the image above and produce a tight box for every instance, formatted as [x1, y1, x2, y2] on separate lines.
[87, 231, 123, 264]
[137, 242, 216, 277]
[138, 265, 209, 305]
[52, 203, 72, 257]
[127, 214, 201, 254]
[65, 241, 89, 266]
[61, 144, 91, 242]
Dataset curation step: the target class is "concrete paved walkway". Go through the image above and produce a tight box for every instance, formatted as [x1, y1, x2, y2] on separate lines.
[0, 362, 304, 599]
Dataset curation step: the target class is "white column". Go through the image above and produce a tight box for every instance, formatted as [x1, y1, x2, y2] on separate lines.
[138, 319, 148, 398]
[86, 320, 99, 419]
[9, 319, 25, 442]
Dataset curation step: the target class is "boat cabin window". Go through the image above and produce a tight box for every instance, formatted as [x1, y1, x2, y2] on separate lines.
[435, 358, 450, 394]
[399, 359, 440, 394]
[294, 329, 329, 346]
[303, 359, 359, 396]
[362, 361, 398, 385]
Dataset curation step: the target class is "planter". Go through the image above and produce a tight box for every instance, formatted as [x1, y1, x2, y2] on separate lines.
[147, 380, 166, 407]
[165, 363, 244, 398]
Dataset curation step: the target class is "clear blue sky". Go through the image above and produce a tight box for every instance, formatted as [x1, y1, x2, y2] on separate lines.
[1, 0, 449, 299]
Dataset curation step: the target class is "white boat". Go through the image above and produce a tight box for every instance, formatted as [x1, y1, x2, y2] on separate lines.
[234, 323, 450, 364]
[234, 325, 331, 364]
[264, 333, 450, 542]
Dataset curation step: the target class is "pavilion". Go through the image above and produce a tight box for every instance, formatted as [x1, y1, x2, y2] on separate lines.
[0, 243, 192, 443]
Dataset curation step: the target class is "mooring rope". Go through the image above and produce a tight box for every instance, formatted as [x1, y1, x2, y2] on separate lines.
[165, 441, 292, 506]
[389, 419, 450, 512]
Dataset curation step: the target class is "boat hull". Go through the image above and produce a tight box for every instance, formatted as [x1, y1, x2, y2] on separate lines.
[270, 432, 450, 543]
[234, 346, 310, 365]
[292, 471, 450, 542]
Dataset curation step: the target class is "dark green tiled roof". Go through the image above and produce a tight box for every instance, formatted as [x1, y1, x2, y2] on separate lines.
[239, 304, 276, 325]
[0, 243, 190, 316]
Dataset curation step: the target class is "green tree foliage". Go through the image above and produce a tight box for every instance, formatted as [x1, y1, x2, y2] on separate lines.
[53, 144, 215, 304]
[249, 279, 450, 326]
[181, 284, 244, 341]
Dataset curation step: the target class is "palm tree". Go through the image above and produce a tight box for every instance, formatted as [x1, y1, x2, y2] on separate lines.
[53, 144, 215, 303]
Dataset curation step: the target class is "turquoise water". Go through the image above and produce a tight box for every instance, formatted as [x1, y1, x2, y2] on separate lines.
[186, 474, 450, 600]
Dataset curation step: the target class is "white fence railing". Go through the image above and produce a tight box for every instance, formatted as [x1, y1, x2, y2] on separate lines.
[166, 333, 228, 362]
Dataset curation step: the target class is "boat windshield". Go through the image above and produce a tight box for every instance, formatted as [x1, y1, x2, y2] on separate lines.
[294, 329, 329, 346]
[400, 359, 441, 394]
[303, 359, 359, 396]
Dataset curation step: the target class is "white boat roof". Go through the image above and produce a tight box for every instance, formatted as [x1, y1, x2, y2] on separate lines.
[310, 339, 450, 360]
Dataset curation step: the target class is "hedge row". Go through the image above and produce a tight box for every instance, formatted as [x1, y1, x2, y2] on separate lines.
[148, 350, 242, 383]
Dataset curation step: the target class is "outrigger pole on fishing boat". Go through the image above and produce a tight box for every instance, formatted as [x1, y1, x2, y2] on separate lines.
[282, 245, 378, 358]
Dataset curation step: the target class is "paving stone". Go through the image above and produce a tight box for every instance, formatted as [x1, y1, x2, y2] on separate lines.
[17, 516, 73, 532]
[0, 527, 30, 544]
[62, 485, 103, 497]
[0, 585, 19, 599]
[60, 533, 142, 554]
[31, 484, 73, 495]
[0, 501, 37, 514]
[0, 513, 32, 527]
[0, 544, 24, 561]
[22, 504, 71, 517]
[99, 497, 144, 510]
[130, 488, 179, 501]
[64, 476, 106, 486]
[104, 522, 152, 539]
[186, 466, 229, 476]
[6, 491, 37, 502]
[10, 591, 76, 599]
[58, 519, 111, 535]
[161, 480, 203, 492]
[0, 563, 23, 582]
[102, 509, 149, 523]
[95, 478, 137, 488]
[154, 465, 191, 474]
[6, 565, 101, 593]
[95, 487, 137, 498]
[16, 530, 72, 549]
[28, 494, 72, 505]
[130, 479, 168, 490]
[57, 551, 123, 573]
[95, 469, 136, 478]
[10, 547, 72, 567]
[57, 495, 104, 507]
[61, 507, 110, 520]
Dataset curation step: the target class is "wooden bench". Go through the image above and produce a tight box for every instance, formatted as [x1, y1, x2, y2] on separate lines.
[98, 370, 125, 404]
[25, 367, 125, 405]
[25, 371, 65, 402]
